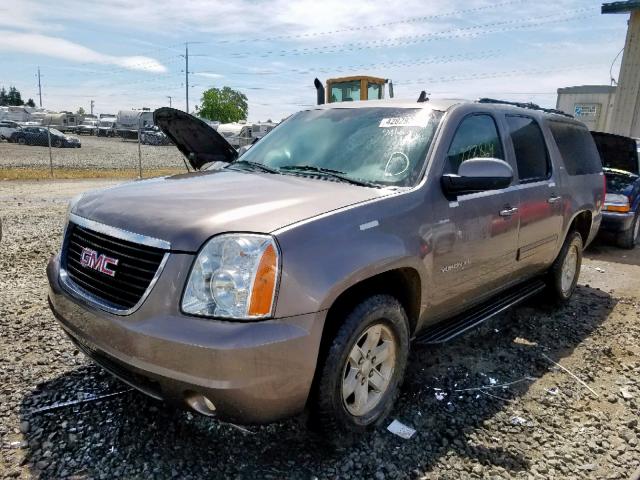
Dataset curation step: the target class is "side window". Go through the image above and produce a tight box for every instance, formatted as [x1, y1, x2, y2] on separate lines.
[446, 114, 503, 173]
[506, 115, 550, 182]
[548, 121, 602, 175]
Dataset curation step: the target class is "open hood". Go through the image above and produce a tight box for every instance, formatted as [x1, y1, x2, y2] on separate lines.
[154, 107, 238, 170]
[591, 131, 639, 175]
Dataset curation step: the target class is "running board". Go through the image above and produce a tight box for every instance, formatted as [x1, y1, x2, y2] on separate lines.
[414, 279, 546, 345]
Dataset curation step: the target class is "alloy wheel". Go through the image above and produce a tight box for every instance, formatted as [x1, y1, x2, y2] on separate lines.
[342, 323, 396, 417]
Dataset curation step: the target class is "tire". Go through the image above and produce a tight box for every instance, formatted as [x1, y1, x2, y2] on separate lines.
[17, 137, 25, 145]
[546, 231, 583, 303]
[617, 212, 639, 249]
[309, 294, 410, 444]
[53, 139, 62, 148]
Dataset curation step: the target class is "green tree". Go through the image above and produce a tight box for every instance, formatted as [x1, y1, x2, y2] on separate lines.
[77, 107, 86, 115]
[25, 98, 36, 108]
[0, 87, 7, 106]
[197, 86, 248, 123]
[7, 86, 23, 106]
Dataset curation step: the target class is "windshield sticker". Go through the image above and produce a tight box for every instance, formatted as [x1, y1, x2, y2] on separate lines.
[379, 116, 429, 128]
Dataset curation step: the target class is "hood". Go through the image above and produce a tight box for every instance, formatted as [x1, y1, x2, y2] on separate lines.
[604, 168, 639, 195]
[154, 107, 238, 170]
[591, 131, 639, 175]
[73, 170, 387, 252]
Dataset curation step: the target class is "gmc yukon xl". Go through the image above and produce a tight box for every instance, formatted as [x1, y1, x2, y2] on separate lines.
[47, 99, 604, 439]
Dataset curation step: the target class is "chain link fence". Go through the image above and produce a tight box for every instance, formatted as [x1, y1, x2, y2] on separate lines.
[0, 117, 187, 181]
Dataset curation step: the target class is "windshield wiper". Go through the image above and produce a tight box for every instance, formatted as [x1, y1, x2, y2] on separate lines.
[227, 160, 280, 174]
[278, 165, 379, 188]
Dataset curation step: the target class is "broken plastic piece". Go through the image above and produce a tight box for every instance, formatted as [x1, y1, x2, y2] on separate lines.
[387, 419, 416, 439]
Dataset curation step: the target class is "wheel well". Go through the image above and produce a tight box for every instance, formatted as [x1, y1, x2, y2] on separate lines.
[322, 268, 421, 345]
[569, 211, 592, 245]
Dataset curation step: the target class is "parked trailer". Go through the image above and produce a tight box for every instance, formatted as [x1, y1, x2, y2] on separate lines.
[40, 112, 81, 132]
[115, 110, 154, 140]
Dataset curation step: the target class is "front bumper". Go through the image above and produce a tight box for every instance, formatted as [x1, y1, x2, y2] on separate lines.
[600, 210, 635, 233]
[47, 254, 325, 424]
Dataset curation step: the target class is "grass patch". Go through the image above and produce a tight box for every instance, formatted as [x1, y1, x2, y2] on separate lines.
[1, 167, 186, 181]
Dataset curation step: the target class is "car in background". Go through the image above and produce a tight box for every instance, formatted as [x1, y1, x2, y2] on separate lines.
[76, 119, 98, 135]
[591, 131, 640, 248]
[140, 125, 171, 146]
[0, 121, 22, 141]
[97, 118, 116, 137]
[11, 126, 81, 148]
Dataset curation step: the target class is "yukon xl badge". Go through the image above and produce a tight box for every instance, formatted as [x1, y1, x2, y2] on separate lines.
[80, 247, 119, 277]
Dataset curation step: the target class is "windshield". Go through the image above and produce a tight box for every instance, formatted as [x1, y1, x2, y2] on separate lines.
[235, 107, 442, 187]
[49, 128, 64, 136]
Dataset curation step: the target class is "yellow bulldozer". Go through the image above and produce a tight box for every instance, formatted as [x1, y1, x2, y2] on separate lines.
[314, 75, 394, 105]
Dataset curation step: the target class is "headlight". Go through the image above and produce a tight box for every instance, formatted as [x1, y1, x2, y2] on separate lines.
[182, 234, 279, 320]
[604, 193, 630, 212]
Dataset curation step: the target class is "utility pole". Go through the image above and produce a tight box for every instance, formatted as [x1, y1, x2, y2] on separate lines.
[185, 43, 189, 113]
[90, 100, 95, 115]
[37, 67, 42, 107]
[167, 96, 172, 108]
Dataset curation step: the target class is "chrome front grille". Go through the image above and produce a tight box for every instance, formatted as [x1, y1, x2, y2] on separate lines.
[60, 215, 170, 314]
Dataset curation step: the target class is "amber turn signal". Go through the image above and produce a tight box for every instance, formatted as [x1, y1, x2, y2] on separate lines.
[248, 244, 278, 316]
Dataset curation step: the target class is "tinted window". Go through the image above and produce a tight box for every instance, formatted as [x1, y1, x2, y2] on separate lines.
[549, 122, 603, 175]
[330, 81, 360, 102]
[446, 114, 503, 173]
[506, 116, 549, 182]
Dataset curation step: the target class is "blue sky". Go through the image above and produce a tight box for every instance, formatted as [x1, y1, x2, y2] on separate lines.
[0, 0, 629, 121]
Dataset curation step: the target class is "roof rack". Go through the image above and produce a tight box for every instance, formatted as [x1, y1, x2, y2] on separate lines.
[477, 98, 574, 118]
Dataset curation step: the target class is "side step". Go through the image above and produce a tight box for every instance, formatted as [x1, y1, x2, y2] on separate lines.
[414, 278, 546, 345]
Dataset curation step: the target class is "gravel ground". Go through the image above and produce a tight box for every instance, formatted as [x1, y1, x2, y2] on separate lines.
[1, 179, 639, 480]
[0, 136, 185, 171]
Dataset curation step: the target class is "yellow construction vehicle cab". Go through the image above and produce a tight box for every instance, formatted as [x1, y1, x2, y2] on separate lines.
[314, 76, 393, 105]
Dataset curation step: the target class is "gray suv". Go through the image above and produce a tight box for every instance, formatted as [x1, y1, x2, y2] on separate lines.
[47, 99, 604, 439]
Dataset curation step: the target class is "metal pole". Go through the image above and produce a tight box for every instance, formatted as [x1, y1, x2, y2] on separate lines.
[137, 115, 142, 179]
[185, 43, 189, 113]
[167, 96, 172, 108]
[47, 121, 53, 178]
[90, 100, 94, 115]
[37, 67, 42, 108]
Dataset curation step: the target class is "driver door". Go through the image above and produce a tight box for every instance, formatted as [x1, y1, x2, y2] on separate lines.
[429, 112, 520, 315]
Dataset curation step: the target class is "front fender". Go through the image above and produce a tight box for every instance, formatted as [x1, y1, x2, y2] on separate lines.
[272, 195, 427, 319]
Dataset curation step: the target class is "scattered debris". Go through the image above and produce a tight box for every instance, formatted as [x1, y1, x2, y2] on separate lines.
[541, 353, 599, 398]
[545, 387, 560, 396]
[387, 419, 416, 439]
[434, 391, 447, 401]
[513, 337, 537, 346]
[489, 377, 498, 385]
[480, 390, 514, 403]
[510, 416, 528, 426]
[454, 376, 537, 393]
[594, 267, 605, 273]
[620, 387, 634, 400]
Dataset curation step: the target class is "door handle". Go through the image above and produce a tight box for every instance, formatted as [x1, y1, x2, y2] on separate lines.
[548, 195, 561, 204]
[499, 207, 518, 217]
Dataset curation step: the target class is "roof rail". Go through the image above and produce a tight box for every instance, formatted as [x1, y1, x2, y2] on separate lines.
[477, 98, 573, 118]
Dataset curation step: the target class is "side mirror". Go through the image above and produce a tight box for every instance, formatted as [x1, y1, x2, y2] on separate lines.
[441, 158, 513, 196]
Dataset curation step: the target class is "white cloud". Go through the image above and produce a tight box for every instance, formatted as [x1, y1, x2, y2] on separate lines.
[194, 72, 224, 79]
[0, 30, 167, 73]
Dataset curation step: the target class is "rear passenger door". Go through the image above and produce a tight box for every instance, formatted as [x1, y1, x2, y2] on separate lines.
[505, 115, 563, 275]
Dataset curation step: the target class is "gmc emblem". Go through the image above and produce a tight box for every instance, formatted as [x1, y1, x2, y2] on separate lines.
[80, 247, 119, 277]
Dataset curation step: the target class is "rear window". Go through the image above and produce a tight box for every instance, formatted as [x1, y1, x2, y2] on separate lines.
[506, 115, 550, 182]
[548, 121, 602, 175]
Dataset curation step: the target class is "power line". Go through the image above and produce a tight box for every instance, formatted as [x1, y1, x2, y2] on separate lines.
[213, 0, 530, 45]
[223, 9, 597, 59]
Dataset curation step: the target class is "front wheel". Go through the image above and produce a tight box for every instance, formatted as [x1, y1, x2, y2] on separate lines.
[309, 295, 409, 443]
[546, 231, 583, 303]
